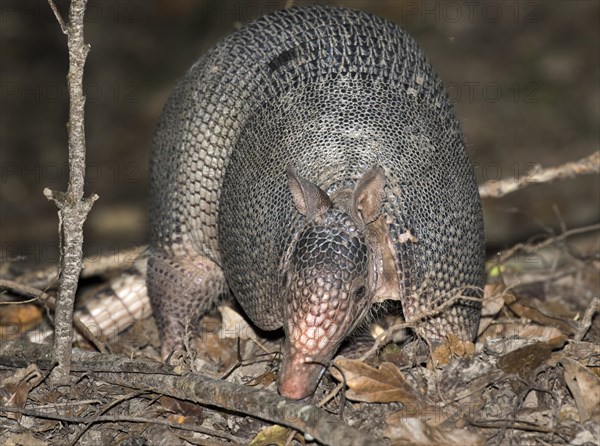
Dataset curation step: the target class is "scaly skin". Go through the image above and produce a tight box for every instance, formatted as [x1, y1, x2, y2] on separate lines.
[148, 6, 485, 399]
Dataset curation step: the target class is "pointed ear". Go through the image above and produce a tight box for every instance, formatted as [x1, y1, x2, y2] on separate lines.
[352, 166, 386, 225]
[286, 166, 332, 219]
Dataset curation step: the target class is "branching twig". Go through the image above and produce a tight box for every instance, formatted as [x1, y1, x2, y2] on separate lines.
[358, 285, 483, 361]
[45, 0, 98, 384]
[495, 223, 600, 265]
[47, 0, 67, 34]
[479, 151, 599, 199]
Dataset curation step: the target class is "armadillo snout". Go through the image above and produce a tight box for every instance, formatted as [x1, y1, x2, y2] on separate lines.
[278, 214, 373, 399]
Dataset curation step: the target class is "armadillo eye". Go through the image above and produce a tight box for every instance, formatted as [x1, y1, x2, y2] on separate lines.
[354, 285, 366, 299]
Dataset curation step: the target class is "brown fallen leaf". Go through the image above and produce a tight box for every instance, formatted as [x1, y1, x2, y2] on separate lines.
[247, 371, 277, 388]
[249, 425, 304, 446]
[0, 364, 44, 421]
[497, 336, 567, 381]
[0, 303, 43, 340]
[561, 358, 600, 422]
[191, 314, 239, 370]
[160, 396, 205, 422]
[331, 357, 427, 405]
[503, 292, 577, 335]
[195, 331, 239, 370]
[480, 322, 565, 343]
[482, 283, 506, 317]
[552, 341, 600, 369]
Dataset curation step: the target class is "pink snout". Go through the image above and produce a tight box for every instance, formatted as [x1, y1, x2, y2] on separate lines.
[278, 353, 326, 400]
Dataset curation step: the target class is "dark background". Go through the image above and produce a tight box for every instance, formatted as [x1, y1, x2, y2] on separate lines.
[1, 0, 598, 267]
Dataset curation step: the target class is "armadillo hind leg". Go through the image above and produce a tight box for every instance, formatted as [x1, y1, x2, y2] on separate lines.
[146, 250, 226, 359]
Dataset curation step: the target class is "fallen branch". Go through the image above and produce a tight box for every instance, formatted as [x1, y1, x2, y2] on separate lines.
[479, 151, 599, 199]
[0, 341, 379, 445]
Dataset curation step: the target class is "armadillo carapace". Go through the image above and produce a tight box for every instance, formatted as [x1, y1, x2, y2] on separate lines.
[147, 6, 485, 399]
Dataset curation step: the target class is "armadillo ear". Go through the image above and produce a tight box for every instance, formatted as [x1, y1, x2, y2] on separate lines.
[352, 166, 386, 225]
[286, 166, 332, 219]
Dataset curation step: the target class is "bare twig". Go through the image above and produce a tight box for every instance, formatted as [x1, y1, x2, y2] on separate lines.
[479, 151, 599, 199]
[496, 223, 600, 265]
[515, 264, 597, 288]
[358, 285, 483, 361]
[318, 382, 344, 407]
[12, 247, 146, 290]
[0, 279, 55, 306]
[47, 0, 67, 34]
[469, 418, 564, 434]
[45, 0, 98, 384]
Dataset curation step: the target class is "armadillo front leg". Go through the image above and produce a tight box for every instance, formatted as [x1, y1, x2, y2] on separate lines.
[147, 250, 226, 359]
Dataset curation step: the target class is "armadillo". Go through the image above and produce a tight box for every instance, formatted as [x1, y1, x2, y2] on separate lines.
[148, 5, 485, 400]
